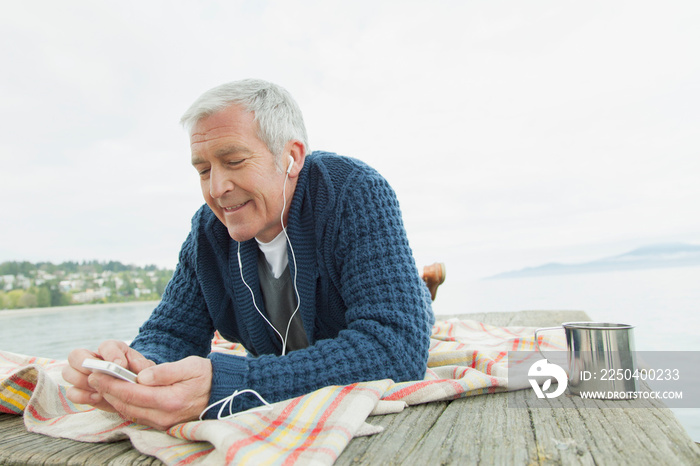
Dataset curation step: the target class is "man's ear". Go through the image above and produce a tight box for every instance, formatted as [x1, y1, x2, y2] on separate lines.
[284, 140, 306, 178]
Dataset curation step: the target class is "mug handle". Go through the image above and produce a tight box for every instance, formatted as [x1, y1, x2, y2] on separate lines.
[534, 326, 560, 360]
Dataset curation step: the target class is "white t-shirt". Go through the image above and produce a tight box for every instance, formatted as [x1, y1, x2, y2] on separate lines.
[256, 230, 289, 279]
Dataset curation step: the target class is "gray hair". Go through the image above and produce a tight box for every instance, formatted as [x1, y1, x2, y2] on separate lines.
[180, 79, 309, 161]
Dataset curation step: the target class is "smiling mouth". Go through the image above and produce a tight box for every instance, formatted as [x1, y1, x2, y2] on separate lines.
[222, 201, 249, 213]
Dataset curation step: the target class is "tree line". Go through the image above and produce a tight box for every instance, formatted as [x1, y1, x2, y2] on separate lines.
[0, 260, 174, 311]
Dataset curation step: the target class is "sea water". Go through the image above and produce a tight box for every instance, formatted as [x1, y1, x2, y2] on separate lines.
[1, 267, 698, 440]
[0, 301, 158, 359]
[431, 266, 700, 352]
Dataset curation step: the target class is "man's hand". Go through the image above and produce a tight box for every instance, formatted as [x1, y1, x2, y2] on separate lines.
[63, 340, 155, 412]
[87, 356, 213, 431]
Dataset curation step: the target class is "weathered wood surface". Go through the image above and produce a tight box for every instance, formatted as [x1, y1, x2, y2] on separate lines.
[0, 412, 160, 465]
[1, 310, 698, 465]
[336, 310, 700, 465]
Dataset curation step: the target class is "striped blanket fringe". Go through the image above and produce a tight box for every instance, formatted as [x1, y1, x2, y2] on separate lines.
[0, 319, 565, 465]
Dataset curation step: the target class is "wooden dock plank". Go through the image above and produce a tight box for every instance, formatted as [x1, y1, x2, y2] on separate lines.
[407, 391, 538, 465]
[334, 401, 449, 464]
[337, 310, 700, 465]
[0, 414, 160, 465]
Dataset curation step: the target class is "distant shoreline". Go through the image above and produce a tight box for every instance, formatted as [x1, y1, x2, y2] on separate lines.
[486, 243, 700, 280]
[0, 300, 160, 317]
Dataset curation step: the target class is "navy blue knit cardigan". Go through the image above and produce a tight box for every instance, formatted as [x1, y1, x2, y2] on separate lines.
[130, 151, 435, 416]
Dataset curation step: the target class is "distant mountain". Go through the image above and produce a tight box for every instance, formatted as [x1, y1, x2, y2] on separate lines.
[487, 243, 700, 279]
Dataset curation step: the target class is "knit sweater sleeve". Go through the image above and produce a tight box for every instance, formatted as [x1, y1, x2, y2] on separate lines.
[207, 167, 434, 415]
[129, 226, 216, 364]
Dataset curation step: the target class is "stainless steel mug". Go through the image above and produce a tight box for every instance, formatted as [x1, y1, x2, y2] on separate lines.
[535, 322, 637, 397]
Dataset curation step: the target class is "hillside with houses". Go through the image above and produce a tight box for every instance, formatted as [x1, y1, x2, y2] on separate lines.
[0, 261, 174, 310]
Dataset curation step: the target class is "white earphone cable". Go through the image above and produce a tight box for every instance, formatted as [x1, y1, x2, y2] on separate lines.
[199, 389, 273, 420]
[201, 158, 300, 420]
[281, 168, 302, 357]
[235, 163, 300, 356]
[237, 241, 284, 348]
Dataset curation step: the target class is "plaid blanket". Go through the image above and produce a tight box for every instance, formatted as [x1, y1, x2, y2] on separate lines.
[0, 319, 565, 465]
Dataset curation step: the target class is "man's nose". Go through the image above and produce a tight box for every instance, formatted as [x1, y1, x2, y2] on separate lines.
[209, 168, 233, 199]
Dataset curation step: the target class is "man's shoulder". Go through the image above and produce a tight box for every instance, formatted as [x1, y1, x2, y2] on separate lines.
[307, 150, 374, 168]
[296, 152, 397, 228]
[305, 151, 382, 186]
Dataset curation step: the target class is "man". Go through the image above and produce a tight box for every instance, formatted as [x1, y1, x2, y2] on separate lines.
[63, 79, 435, 430]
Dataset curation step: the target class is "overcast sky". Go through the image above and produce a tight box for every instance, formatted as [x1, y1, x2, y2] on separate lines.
[1, 1, 699, 281]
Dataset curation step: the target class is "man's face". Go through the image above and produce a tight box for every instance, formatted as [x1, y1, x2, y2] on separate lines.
[190, 105, 288, 243]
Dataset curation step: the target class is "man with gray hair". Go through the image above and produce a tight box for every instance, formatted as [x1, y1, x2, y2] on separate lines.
[63, 79, 436, 430]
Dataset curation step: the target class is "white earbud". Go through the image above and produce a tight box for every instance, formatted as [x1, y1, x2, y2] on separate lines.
[286, 155, 294, 174]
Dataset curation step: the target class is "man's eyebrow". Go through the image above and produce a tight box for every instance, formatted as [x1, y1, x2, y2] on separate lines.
[213, 145, 251, 158]
[191, 145, 252, 165]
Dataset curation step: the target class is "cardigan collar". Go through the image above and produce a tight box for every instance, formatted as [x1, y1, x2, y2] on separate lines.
[204, 155, 319, 355]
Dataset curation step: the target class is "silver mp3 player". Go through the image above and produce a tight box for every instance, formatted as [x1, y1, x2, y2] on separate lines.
[82, 359, 138, 383]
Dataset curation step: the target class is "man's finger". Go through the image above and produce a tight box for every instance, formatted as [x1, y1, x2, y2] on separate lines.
[66, 348, 100, 376]
[88, 372, 160, 409]
[63, 348, 102, 393]
[65, 386, 117, 412]
[137, 356, 209, 386]
[97, 340, 131, 367]
[62, 365, 94, 391]
[97, 340, 154, 374]
[91, 376, 181, 430]
[65, 385, 99, 405]
[125, 350, 156, 374]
